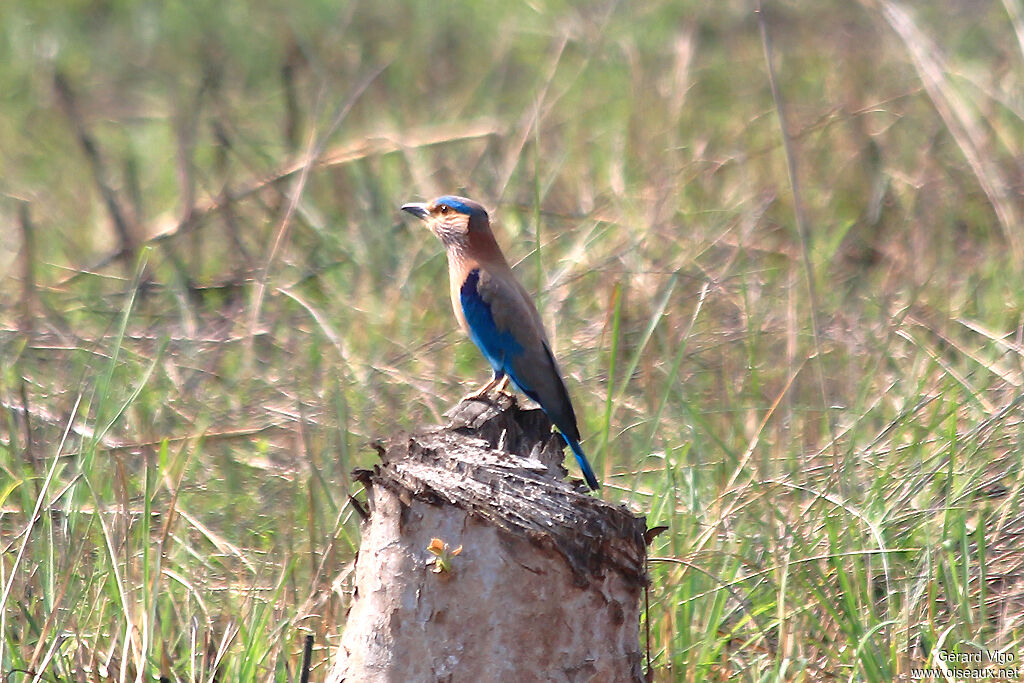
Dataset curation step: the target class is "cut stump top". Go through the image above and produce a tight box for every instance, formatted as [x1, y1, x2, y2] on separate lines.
[354, 393, 648, 586]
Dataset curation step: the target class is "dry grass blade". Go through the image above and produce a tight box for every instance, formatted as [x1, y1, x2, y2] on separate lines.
[147, 119, 502, 244]
[0, 394, 83, 667]
[875, 0, 1022, 258]
[248, 65, 390, 343]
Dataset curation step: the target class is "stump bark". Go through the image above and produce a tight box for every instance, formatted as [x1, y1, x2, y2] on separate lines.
[328, 394, 648, 683]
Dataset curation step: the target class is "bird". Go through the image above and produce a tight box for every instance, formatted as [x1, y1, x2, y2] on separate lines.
[401, 195, 600, 490]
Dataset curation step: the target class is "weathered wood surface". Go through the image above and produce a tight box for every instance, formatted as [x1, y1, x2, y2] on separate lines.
[328, 393, 648, 683]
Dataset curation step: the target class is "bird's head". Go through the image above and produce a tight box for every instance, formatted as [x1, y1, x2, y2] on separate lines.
[401, 195, 490, 248]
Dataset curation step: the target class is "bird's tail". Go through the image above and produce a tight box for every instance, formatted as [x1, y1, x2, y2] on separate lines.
[561, 433, 600, 491]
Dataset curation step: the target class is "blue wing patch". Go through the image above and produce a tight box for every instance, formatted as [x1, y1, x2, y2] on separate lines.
[460, 269, 530, 389]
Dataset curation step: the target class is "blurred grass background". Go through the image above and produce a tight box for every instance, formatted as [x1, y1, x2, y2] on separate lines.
[2, 0, 1024, 680]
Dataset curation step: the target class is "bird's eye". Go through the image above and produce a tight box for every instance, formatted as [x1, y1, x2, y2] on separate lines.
[439, 205, 449, 214]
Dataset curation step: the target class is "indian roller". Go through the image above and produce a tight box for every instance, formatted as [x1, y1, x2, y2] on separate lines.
[401, 195, 600, 490]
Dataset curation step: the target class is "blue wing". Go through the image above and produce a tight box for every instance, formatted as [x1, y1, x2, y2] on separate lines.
[460, 269, 528, 387]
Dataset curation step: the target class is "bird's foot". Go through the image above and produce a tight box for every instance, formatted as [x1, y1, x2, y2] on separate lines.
[462, 374, 510, 402]
[462, 379, 500, 402]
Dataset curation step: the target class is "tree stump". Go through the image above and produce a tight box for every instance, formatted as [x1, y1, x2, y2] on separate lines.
[328, 393, 648, 683]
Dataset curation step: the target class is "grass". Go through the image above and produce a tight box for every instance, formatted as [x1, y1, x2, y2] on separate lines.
[2, 0, 1023, 680]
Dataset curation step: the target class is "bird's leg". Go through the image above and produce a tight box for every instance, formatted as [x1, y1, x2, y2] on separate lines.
[463, 370, 505, 401]
[494, 374, 511, 395]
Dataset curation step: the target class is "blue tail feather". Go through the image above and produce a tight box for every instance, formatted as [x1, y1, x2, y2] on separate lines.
[561, 433, 600, 490]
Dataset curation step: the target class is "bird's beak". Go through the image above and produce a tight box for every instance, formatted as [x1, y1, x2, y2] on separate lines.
[401, 202, 430, 221]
